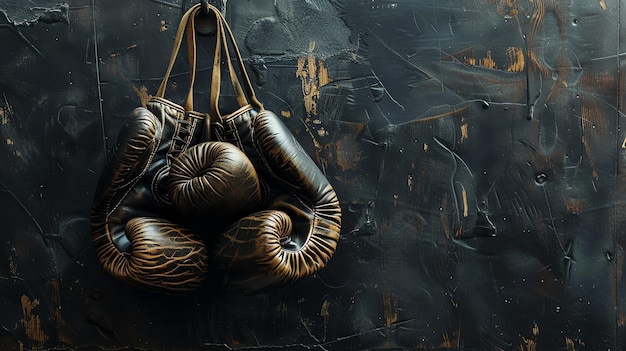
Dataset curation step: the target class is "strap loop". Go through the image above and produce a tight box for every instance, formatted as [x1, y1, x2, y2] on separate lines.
[203, 4, 264, 123]
[154, 4, 263, 126]
[155, 4, 202, 112]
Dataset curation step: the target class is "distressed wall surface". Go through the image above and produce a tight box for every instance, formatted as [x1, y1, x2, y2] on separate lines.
[0, 0, 624, 350]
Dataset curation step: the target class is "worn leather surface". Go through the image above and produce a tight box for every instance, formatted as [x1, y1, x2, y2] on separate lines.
[211, 107, 342, 293]
[91, 100, 209, 294]
[199, 6, 342, 293]
[169, 140, 261, 219]
[91, 5, 218, 295]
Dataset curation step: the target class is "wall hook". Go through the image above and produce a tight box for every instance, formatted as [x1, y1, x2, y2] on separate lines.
[195, 0, 217, 36]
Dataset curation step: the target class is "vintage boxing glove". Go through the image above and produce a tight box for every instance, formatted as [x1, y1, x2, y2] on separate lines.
[203, 7, 342, 293]
[168, 141, 262, 222]
[91, 5, 242, 294]
[91, 105, 210, 294]
[211, 109, 342, 293]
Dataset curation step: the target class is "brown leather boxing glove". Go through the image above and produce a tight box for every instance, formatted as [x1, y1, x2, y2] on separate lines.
[169, 141, 262, 221]
[211, 108, 342, 293]
[91, 106, 210, 294]
[91, 5, 240, 294]
[171, 4, 342, 294]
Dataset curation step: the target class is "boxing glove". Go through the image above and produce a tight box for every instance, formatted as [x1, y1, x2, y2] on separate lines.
[91, 102, 214, 294]
[91, 4, 263, 294]
[169, 141, 262, 222]
[183, 6, 342, 293]
[210, 108, 342, 293]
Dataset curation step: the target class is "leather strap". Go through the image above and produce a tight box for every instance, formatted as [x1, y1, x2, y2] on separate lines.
[204, 4, 264, 122]
[218, 10, 263, 111]
[218, 13, 249, 109]
[155, 4, 201, 111]
[184, 7, 198, 111]
[154, 4, 263, 118]
[209, 9, 224, 121]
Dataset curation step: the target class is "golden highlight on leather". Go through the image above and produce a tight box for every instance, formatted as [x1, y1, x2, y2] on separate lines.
[91, 5, 212, 294]
[125, 217, 208, 292]
[169, 142, 262, 217]
[204, 6, 342, 293]
[211, 109, 342, 293]
[91, 106, 210, 294]
[92, 3, 342, 294]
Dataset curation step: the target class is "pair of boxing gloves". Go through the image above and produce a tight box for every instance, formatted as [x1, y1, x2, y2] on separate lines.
[91, 99, 342, 294]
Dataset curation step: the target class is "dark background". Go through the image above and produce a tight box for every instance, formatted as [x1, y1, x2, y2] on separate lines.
[0, 0, 624, 350]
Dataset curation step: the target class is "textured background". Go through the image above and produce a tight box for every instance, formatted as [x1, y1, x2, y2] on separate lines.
[0, 0, 624, 350]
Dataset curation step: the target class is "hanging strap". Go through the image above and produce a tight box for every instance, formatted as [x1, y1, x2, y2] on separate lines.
[208, 8, 224, 121]
[204, 4, 264, 122]
[155, 4, 201, 112]
[218, 13, 250, 109]
[219, 9, 263, 111]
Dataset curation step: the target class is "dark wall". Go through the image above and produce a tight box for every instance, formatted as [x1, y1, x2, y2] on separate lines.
[0, 0, 624, 350]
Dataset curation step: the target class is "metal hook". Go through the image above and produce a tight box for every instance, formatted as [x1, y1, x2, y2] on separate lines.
[196, 0, 216, 36]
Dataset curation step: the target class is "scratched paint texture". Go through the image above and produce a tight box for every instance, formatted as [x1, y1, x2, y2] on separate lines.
[0, 0, 624, 350]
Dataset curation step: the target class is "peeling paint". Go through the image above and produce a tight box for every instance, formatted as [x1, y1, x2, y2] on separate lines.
[528, 49, 549, 77]
[280, 110, 292, 119]
[296, 41, 331, 116]
[507, 47, 525, 72]
[19, 295, 48, 350]
[480, 50, 497, 69]
[461, 186, 468, 218]
[335, 136, 363, 172]
[334, 136, 362, 171]
[383, 292, 397, 328]
[564, 337, 585, 351]
[460, 123, 469, 143]
[51, 280, 71, 345]
[564, 198, 583, 215]
[520, 322, 539, 351]
[439, 329, 461, 348]
[132, 85, 151, 108]
[2, 93, 14, 120]
[532, 322, 539, 336]
[489, 0, 521, 17]
[458, 46, 526, 72]
[1, 3, 69, 26]
[521, 336, 538, 351]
